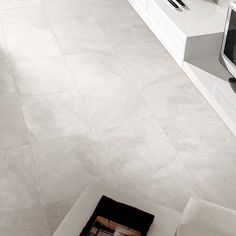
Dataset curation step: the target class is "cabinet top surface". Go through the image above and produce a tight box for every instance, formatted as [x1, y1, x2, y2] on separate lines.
[152, 0, 228, 36]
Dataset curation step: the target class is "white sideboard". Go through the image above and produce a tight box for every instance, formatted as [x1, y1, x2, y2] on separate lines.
[129, 0, 236, 136]
[129, 0, 227, 66]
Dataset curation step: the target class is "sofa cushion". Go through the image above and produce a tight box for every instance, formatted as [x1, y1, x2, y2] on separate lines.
[176, 225, 221, 236]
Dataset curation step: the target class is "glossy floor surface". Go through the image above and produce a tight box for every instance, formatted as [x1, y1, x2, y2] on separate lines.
[0, 0, 236, 235]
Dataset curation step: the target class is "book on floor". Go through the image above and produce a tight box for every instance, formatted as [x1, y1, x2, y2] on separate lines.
[80, 195, 155, 236]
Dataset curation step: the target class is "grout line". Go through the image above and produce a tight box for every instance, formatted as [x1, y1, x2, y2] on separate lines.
[40, 2, 79, 92]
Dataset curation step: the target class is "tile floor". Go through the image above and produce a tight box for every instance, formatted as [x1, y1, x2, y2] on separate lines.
[0, 0, 236, 235]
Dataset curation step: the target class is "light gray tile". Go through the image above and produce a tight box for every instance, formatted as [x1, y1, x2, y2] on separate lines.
[183, 161, 236, 210]
[99, 120, 177, 185]
[53, 19, 111, 54]
[5, 29, 61, 61]
[13, 56, 75, 96]
[44, 0, 91, 27]
[0, 98, 29, 149]
[0, 33, 10, 63]
[159, 110, 227, 154]
[21, 91, 91, 142]
[137, 72, 211, 118]
[87, 0, 156, 47]
[180, 137, 236, 168]
[0, 63, 17, 98]
[32, 133, 115, 203]
[0, 207, 50, 236]
[117, 43, 181, 78]
[0, 146, 41, 213]
[0, 6, 49, 33]
[44, 197, 77, 234]
[98, 15, 156, 47]
[79, 82, 154, 130]
[0, 0, 41, 9]
[137, 158, 201, 211]
[66, 50, 129, 88]
[87, 0, 139, 24]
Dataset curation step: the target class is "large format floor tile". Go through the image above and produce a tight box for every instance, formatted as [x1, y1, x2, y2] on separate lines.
[0, 63, 17, 98]
[88, 0, 139, 24]
[32, 133, 116, 203]
[44, 197, 77, 234]
[0, 98, 28, 149]
[98, 14, 156, 47]
[0, 146, 41, 213]
[99, 120, 177, 185]
[5, 29, 61, 61]
[44, 0, 91, 27]
[181, 160, 236, 210]
[0, 6, 49, 33]
[137, 158, 201, 211]
[0, 33, 9, 63]
[117, 42, 181, 78]
[13, 56, 75, 96]
[136, 72, 210, 118]
[53, 19, 111, 54]
[0, 206, 50, 236]
[159, 111, 232, 154]
[0, 0, 41, 9]
[79, 82, 154, 130]
[66, 50, 129, 88]
[21, 91, 91, 142]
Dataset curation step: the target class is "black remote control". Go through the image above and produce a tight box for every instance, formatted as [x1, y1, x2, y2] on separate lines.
[176, 0, 186, 7]
[167, 0, 179, 9]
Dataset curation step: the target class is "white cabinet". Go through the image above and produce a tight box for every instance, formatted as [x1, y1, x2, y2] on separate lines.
[129, 0, 227, 66]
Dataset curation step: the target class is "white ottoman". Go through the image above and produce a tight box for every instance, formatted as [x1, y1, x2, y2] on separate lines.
[53, 183, 181, 236]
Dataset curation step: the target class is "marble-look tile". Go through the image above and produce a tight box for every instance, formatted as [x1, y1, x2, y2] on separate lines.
[136, 72, 210, 118]
[181, 136, 236, 168]
[0, 6, 49, 33]
[66, 50, 129, 88]
[0, 98, 29, 149]
[0, 63, 17, 98]
[5, 29, 61, 61]
[44, 197, 77, 234]
[0, 146, 41, 213]
[0, 207, 50, 236]
[182, 160, 236, 210]
[117, 43, 181, 78]
[53, 19, 111, 54]
[159, 110, 227, 154]
[134, 158, 201, 211]
[32, 133, 116, 203]
[0, 0, 41, 9]
[13, 56, 75, 96]
[0, 33, 10, 63]
[79, 82, 154, 130]
[99, 120, 177, 185]
[44, 0, 91, 27]
[87, 0, 139, 24]
[21, 91, 91, 142]
[98, 15, 156, 47]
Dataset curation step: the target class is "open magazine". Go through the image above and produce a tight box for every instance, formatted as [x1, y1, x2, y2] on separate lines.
[80, 196, 155, 236]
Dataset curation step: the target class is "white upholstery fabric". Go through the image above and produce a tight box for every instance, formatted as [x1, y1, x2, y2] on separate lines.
[178, 198, 236, 236]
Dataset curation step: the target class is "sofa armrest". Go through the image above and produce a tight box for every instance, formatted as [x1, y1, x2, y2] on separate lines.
[179, 198, 236, 236]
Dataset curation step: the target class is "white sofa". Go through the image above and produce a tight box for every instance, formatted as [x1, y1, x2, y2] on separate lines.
[177, 197, 236, 236]
[53, 184, 236, 236]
